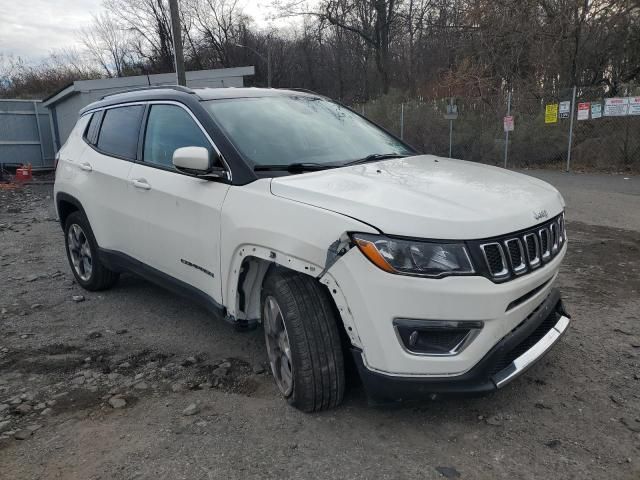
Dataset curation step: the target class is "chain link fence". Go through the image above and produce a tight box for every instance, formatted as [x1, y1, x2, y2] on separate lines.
[355, 83, 640, 171]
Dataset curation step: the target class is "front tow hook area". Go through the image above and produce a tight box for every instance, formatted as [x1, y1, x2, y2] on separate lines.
[492, 312, 570, 388]
[351, 289, 570, 405]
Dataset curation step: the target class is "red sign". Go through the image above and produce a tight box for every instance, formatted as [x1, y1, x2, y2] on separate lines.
[577, 102, 590, 120]
[503, 115, 514, 132]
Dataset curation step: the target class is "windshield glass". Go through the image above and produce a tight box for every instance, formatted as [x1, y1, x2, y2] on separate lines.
[203, 96, 412, 167]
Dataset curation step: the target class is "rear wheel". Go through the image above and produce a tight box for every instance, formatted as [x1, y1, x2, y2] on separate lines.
[261, 269, 345, 412]
[64, 211, 119, 291]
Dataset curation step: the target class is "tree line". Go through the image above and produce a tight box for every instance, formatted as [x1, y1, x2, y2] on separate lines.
[1, 0, 639, 102]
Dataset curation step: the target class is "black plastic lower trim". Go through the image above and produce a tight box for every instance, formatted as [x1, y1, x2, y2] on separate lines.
[56, 192, 88, 230]
[354, 288, 569, 405]
[99, 248, 229, 321]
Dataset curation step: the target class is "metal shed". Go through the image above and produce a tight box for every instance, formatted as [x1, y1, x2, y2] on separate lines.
[0, 100, 55, 169]
[43, 66, 255, 160]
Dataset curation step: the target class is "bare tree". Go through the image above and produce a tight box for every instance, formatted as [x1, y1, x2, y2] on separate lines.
[278, 0, 402, 93]
[184, 0, 249, 67]
[81, 13, 135, 77]
[4, 0, 639, 103]
[0, 50, 101, 99]
[103, 0, 175, 72]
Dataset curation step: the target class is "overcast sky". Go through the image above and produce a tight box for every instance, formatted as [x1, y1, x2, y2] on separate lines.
[0, 0, 282, 62]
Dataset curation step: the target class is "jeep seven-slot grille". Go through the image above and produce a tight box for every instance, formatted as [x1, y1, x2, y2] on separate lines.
[483, 244, 506, 276]
[473, 214, 565, 283]
[525, 235, 537, 260]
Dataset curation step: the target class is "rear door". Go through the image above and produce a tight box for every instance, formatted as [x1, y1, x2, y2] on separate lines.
[79, 105, 144, 254]
[126, 102, 230, 303]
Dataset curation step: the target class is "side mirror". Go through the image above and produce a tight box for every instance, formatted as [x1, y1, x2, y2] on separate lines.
[172, 146, 228, 180]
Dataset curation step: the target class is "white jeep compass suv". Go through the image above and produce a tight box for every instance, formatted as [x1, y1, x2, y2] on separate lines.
[54, 86, 570, 411]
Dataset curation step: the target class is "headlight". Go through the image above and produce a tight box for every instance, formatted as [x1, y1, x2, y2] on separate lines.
[351, 233, 475, 278]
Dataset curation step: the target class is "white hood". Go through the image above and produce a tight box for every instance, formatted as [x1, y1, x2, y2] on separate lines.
[270, 155, 565, 239]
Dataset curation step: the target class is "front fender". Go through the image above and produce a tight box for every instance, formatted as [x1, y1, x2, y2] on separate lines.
[220, 180, 376, 345]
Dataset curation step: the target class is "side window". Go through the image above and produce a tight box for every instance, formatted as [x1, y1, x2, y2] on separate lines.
[143, 104, 214, 169]
[96, 105, 144, 160]
[83, 111, 102, 145]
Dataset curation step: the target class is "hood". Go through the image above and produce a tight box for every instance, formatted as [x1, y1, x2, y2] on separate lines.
[270, 155, 565, 239]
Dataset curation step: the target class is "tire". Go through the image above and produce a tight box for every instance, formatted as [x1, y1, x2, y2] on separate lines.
[261, 269, 345, 412]
[64, 211, 119, 291]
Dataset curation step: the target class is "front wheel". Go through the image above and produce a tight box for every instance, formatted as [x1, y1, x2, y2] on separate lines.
[261, 270, 345, 412]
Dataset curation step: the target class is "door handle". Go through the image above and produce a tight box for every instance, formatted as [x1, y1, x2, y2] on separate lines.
[79, 162, 92, 172]
[132, 178, 151, 190]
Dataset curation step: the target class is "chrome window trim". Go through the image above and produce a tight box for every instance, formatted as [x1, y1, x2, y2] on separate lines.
[81, 100, 232, 181]
[505, 238, 527, 275]
[480, 242, 510, 279]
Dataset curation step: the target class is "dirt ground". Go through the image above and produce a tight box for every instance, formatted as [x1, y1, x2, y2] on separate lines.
[0, 170, 638, 480]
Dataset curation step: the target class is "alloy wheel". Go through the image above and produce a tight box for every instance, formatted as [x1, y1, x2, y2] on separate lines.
[263, 295, 294, 396]
[67, 224, 93, 281]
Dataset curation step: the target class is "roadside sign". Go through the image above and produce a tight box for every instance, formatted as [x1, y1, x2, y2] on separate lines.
[545, 103, 558, 123]
[604, 97, 629, 116]
[577, 102, 590, 120]
[559, 101, 571, 119]
[444, 103, 458, 120]
[591, 102, 602, 119]
[503, 115, 514, 132]
[628, 97, 640, 116]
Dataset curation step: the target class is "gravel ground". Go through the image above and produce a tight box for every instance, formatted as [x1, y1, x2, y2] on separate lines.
[0, 170, 638, 479]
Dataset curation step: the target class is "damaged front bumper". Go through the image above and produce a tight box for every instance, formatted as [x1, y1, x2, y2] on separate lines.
[353, 289, 571, 404]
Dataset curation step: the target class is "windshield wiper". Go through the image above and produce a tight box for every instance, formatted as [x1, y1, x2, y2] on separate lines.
[254, 163, 338, 173]
[344, 153, 410, 166]
[254, 154, 412, 172]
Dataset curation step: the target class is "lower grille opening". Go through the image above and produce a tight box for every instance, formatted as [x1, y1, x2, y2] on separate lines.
[506, 278, 552, 311]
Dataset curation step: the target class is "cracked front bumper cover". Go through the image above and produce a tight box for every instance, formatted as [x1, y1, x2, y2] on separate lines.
[353, 288, 570, 404]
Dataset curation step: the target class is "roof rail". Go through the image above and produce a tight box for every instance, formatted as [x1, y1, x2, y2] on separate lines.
[284, 87, 323, 96]
[100, 84, 196, 100]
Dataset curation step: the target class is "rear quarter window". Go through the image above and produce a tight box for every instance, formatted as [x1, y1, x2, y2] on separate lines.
[83, 112, 102, 145]
[96, 105, 144, 160]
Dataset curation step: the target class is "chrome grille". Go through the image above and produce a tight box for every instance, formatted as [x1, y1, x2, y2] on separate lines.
[475, 213, 566, 282]
[550, 222, 559, 253]
[523, 233, 541, 268]
[480, 243, 509, 278]
[505, 238, 527, 275]
[540, 227, 551, 260]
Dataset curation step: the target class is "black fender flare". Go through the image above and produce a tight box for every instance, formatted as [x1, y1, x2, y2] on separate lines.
[55, 192, 88, 230]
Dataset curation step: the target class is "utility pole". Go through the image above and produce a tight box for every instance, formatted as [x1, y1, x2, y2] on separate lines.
[504, 90, 512, 168]
[168, 0, 186, 86]
[267, 45, 272, 88]
[566, 86, 577, 172]
[446, 97, 456, 158]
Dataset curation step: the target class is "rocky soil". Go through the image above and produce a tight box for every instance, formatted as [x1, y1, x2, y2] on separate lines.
[0, 176, 638, 479]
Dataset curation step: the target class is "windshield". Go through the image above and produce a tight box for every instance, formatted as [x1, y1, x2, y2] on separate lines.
[203, 96, 413, 167]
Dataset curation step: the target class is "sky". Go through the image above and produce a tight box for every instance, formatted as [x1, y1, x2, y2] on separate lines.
[0, 0, 285, 62]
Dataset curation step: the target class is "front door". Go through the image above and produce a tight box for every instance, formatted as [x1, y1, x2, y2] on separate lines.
[126, 103, 230, 303]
